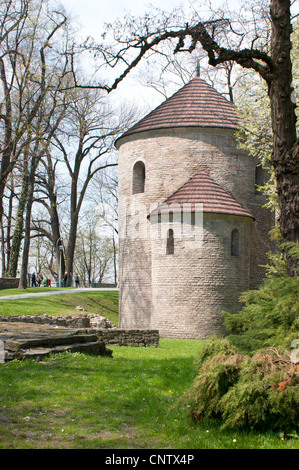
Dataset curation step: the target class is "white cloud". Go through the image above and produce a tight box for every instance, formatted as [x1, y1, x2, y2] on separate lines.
[60, 0, 183, 39]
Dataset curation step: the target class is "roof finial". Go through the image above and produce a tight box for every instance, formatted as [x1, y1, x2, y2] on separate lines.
[196, 59, 200, 77]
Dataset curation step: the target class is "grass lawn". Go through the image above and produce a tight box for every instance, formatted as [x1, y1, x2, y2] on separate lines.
[0, 287, 69, 296]
[0, 290, 119, 326]
[0, 290, 298, 449]
[0, 340, 298, 449]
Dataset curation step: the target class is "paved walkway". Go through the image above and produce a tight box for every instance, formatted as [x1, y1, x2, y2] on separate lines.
[0, 287, 118, 301]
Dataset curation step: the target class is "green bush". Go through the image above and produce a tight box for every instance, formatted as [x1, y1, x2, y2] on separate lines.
[186, 338, 299, 431]
[184, 244, 299, 432]
[186, 352, 244, 422]
[194, 336, 238, 370]
[220, 350, 299, 431]
[223, 274, 299, 354]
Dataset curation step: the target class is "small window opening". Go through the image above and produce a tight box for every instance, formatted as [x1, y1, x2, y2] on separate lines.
[132, 161, 145, 194]
[255, 165, 264, 194]
[166, 229, 174, 255]
[231, 229, 239, 257]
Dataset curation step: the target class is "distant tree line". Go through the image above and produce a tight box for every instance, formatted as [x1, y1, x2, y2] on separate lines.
[1, 0, 298, 288]
[0, 0, 136, 287]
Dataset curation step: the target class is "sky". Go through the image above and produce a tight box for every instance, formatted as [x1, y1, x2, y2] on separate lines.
[60, 0, 189, 38]
[60, 0, 199, 108]
[59, 0, 237, 108]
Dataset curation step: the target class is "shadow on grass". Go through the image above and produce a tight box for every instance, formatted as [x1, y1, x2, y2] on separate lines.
[0, 344, 200, 448]
[1, 341, 294, 449]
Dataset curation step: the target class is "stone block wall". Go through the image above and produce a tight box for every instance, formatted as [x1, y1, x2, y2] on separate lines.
[151, 213, 252, 339]
[0, 278, 19, 290]
[117, 127, 273, 339]
[96, 329, 159, 347]
[117, 127, 256, 210]
[0, 315, 159, 347]
[118, 236, 152, 329]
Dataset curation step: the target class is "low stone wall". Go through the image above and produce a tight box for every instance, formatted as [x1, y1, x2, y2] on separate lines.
[95, 329, 159, 347]
[0, 278, 19, 290]
[0, 314, 159, 348]
[0, 313, 115, 329]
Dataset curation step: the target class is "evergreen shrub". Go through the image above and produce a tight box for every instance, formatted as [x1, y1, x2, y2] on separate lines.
[185, 244, 299, 432]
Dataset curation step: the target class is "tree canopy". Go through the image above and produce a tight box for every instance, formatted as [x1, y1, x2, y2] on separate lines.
[81, 0, 299, 275]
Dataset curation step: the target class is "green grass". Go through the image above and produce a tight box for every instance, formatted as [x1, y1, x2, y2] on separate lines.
[0, 339, 298, 449]
[0, 287, 71, 296]
[0, 290, 298, 449]
[0, 290, 119, 326]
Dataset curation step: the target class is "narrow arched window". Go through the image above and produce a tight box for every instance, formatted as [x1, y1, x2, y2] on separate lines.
[132, 161, 145, 194]
[255, 165, 264, 194]
[166, 229, 174, 255]
[231, 229, 239, 257]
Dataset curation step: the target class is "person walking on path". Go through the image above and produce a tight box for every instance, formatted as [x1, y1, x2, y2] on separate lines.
[63, 272, 68, 287]
[38, 272, 43, 287]
[31, 272, 37, 287]
[75, 274, 80, 288]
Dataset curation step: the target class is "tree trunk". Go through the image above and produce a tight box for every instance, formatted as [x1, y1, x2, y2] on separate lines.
[65, 147, 81, 287]
[18, 157, 38, 289]
[66, 211, 79, 287]
[0, 219, 5, 276]
[269, 0, 299, 275]
[52, 223, 65, 284]
[8, 160, 30, 277]
[0, 147, 13, 275]
[48, 192, 65, 282]
[113, 234, 117, 285]
[5, 179, 15, 273]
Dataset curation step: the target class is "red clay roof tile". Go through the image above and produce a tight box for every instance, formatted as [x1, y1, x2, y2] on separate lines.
[150, 171, 254, 220]
[117, 77, 238, 144]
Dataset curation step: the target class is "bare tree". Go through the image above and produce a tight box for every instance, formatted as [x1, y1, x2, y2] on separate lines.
[74, 211, 116, 287]
[0, 0, 68, 278]
[90, 167, 119, 284]
[135, 38, 238, 103]
[6, 147, 30, 277]
[18, 96, 67, 289]
[33, 148, 66, 282]
[79, 0, 298, 275]
[52, 87, 124, 285]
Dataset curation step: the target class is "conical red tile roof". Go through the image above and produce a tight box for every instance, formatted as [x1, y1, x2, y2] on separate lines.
[116, 77, 238, 145]
[150, 171, 254, 219]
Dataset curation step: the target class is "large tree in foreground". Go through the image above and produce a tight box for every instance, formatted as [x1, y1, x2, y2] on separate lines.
[79, 0, 298, 275]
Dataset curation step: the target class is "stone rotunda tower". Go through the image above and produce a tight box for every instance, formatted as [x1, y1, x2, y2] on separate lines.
[116, 77, 274, 339]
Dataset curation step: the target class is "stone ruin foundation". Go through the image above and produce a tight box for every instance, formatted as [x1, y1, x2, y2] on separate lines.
[0, 314, 159, 362]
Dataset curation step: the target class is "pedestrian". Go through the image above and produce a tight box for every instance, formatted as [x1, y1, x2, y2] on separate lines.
[31, 272, 37, 287]
[63, 272, 67, 287]
[75, 274, 80, 288]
